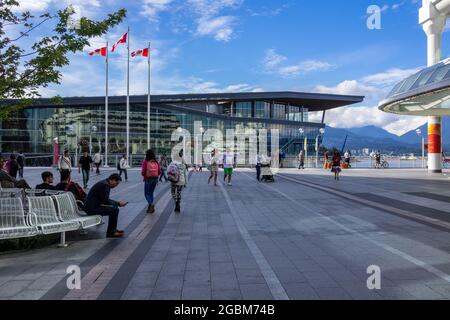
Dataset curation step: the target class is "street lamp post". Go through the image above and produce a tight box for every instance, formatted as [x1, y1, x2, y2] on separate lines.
[315, 128, 326, 168]
[416, 129, 425, 168]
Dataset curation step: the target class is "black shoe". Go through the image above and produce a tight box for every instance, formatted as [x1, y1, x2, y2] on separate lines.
[107, 231, 124, 238]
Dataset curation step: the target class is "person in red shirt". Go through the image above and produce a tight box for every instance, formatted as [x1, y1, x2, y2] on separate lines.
[141, 149, 161, 214]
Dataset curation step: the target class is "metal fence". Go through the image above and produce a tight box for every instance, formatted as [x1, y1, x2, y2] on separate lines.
[1, 153, 429, 169]
[281, 156, 428, 169]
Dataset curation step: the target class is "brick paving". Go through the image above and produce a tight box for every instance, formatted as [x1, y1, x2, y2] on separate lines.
[1, 167, 450, 299]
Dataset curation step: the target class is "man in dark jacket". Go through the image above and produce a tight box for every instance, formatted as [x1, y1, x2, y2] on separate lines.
[36, 171, 56, 190]
[84, 173, 128, 238]
[17, 151, 25, 178]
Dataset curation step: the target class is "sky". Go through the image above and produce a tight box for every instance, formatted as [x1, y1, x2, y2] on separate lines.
[9, 0, 450, 135]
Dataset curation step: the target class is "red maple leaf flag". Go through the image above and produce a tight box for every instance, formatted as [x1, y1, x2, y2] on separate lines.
[89, 47, 107, 56]
[131, 48, 149, 58]
[111, 32, 128, 52]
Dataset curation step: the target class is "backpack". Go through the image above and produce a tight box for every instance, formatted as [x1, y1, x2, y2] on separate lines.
[167, 163, 180, 183]
[146, 160, 159, 179]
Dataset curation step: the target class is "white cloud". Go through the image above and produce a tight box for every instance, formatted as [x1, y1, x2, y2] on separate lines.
[12, 0, 103, 18]
[309, 105, 426, 136]
[141, 0, 174, 22]
[262, 49, 335, 78]
[278, 60, 335, 77]
[247, 4, 289, 17]
[362, 67, 422, 87]
[311, 65, 428, 135]
[314, 66, 422, 102]
[188, 0, 243, 41]
[315, 80, 384, 101]
[262, 49, 287, 69]
[12, 0, 52, 12]
[196, 16, 236, 42]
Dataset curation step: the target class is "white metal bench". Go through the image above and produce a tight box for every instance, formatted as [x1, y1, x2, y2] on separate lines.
[53, 193, 101, 229]
[27, 196, 80, 235]
[0, 188, 23, 198]
[0, 197, 39, 240]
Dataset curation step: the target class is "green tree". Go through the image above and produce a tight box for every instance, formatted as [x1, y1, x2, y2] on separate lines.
[0, 0, 126, 119]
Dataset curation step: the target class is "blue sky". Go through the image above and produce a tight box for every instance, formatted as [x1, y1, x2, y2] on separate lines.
[10, 0, 450, 135]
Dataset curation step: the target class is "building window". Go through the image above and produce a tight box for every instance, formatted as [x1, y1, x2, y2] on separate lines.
[235, 101, 252, 118]
[254, 101, 270, 118]
[273, 103, 286, 120]
[286, 105, 301, 121]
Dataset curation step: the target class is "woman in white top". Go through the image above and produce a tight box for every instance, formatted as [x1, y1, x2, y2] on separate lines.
[93, 152, 102, 175]
[118, 155, 128, 181]
[58, 149, 72, 181]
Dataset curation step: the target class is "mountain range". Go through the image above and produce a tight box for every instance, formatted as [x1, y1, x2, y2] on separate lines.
[322, 118, 450, 154]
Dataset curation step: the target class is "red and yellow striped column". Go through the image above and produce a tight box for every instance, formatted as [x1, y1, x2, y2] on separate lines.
[428, 116, 442, 173]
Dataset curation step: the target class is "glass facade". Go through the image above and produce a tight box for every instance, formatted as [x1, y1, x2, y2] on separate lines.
[254, 101, 270, 118]
[0, 96, 332, 165]
[234, 102, 252, 118]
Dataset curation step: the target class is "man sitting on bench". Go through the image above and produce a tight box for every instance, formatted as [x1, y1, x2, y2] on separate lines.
[84, 173, 128, 238]
[0, 158, 31, 189]
[36, 171, 57, 190]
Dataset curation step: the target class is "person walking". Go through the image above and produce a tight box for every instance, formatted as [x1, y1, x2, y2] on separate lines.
[118, 155, 128, 182]
[16, 151, 25, 178]
[223, 148, 235, 186]
[324, 150, 330, 169]
[84, 174, 128, 238]
[208, 149, 219, 186]
[7, 154, 19, 179]
[344, 150, 351, 168]
[331, 150, 342, 181]
[375, 150, 381, 169]
[93, 152, 102, 175]
[58, 149, 72, 181]
[159, 155, 168, 182]
[78, 151, 93, 189]
[168, 150, 188, 213]
[298, 150, 305, 169]
[142, 149, 161, 214]
[255, 153, 262, 182]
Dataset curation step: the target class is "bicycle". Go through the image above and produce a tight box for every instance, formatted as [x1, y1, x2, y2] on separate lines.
[374, 159, 389, 169]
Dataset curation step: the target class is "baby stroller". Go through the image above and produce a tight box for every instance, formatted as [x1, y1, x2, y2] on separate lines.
[260, 159, 275, 183]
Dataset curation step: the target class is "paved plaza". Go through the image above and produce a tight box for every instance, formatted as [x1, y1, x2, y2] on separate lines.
[1, 167, 450, 300]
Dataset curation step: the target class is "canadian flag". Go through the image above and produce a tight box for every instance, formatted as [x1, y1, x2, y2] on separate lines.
[131, 48, 149, 58]
[111, 32, 128, 52]
[89, 47, 107, 57]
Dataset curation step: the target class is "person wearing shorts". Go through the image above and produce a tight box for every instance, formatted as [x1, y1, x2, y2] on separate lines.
[223, 148, 235, 186]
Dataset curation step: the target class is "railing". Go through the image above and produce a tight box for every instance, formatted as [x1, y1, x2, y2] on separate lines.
[1, 153, 430, 169]
[281, 156, 428, 169]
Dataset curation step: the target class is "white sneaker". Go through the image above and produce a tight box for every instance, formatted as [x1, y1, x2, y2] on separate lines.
[228, 183, 232, 186]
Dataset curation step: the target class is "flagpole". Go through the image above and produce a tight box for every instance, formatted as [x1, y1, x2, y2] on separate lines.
[104, 41, 109, 167]
[126, 26, 130, 162]
[147, 42, 151, 150]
